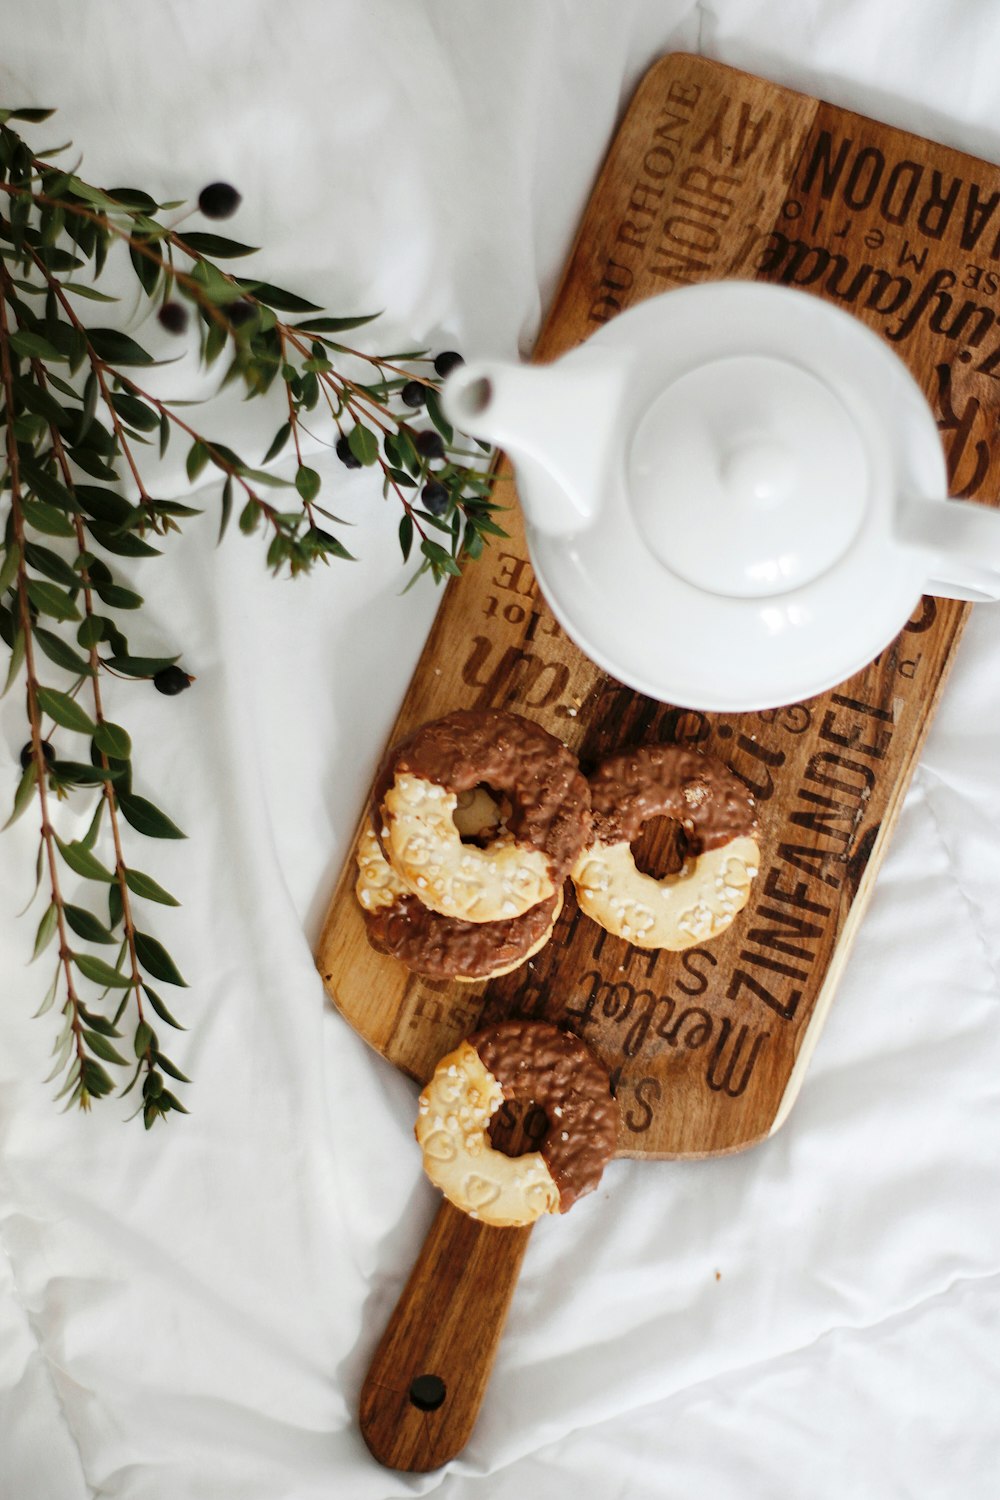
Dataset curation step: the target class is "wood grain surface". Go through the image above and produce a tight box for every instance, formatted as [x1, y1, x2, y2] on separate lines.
[319, 51, 1000, 1156]
[359, 1201, 532, 1471]
[326, 51, 1000, 1472]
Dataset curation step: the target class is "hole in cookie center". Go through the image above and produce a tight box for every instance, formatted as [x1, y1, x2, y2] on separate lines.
[488, 1099, 549, 1158]
[452, 783, 508, 845]
[631, 816, 689, 880]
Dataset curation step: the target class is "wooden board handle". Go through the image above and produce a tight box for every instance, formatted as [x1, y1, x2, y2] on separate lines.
[359, 1199, 533, 1471]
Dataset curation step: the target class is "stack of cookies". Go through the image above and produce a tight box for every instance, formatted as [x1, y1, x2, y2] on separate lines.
[355, 707, 762, 980]
[355, 708, 589, 983]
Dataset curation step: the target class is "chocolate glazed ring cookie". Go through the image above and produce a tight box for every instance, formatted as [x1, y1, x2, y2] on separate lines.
[373, 710, 591, 923]
[572, 744, 760, 950]
[355, 826, 562, 982]
[416, 1020, 618, 1227]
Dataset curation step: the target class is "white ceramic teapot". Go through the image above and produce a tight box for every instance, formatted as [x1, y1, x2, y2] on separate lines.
[441, 281, 1000, 711]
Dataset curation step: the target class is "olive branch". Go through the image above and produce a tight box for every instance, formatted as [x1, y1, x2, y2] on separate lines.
[0, 105, 502, 1124]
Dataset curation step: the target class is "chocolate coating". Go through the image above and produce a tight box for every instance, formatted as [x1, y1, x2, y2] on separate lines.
[588, 744, 757, 852]
[373, 710, 592, 881]
[471, 1019, 618, 1211]
[363, 888, 558, 980]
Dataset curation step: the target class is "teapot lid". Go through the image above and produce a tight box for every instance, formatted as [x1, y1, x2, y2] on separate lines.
[628, 355, 868, 598]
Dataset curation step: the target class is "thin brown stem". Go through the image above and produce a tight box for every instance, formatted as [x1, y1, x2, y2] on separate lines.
[31, 361, 148, 1043]
[0, 262, 86, 1081]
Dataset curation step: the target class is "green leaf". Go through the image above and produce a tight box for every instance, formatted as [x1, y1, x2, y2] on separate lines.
[9, 329, 64, 361]
[134, 1020, 155, 1058]
[155, 1053, 190, 1083]
[134, 931, 187, 986]
[0, 542, 20, 595]
[77, 615, 106, 649]
[24, 543, 80, 588]
[93, 721, 131, 759]
[81, 1058, 116, 1098]
[129, 237, 160, 297]
[107, 187, 159, 212]
[55, 836, 115, 883]
[3, 619, 26, 695]
[108, 880, 124, 929]
[262, 423, 290, 464]
[32, 902, 58, 960]
[420, 538, 462, 577]
[64, 904, 115, 944]
[4, 762, 37, 830]
[116, 792, 185, 839]
[61, 283, 120, 303]
[50, 760, 113, 786]
[179, 232, 260, 258]
[159, 411, 170, 460]
[22, 500, 76, 538]
[74, 952, 133, 988]
[105, 653, 178, 677]
[86, 328, 155, 365]
[21, 460, 79, 512]
[33, 963, 61, 1019]
[34, 628, 94, 677]
[348, 424, 378, 467]
[234, 279, 321, 314]
[309, 529, 355, 562]
[293, 313, 380, 332]
[80, 798, 105, 852]
[67, 448, 119, 482]
[295, 465, 321, 503]
[88, 523, 162, 559]
[74, 484, 132, 525]
[79, 1007, 122, 1037]
[398, 513, 414, 563]
[109, 392, 159, 432]
[395, 429, 421, 476]
[0, 107, 56, 122]
[424, 388, 454, 444]
[143, 984, 185, 1029]
[78, 371, 99, 445]
[91, 579, 143, 610]
[238, 498, 260, 535]
[27, 580, 80, 621]
[219, 475, 233, 543]
[186, 441, 210, 484]
[36, 686, 95, 733]
[82, 1027, 129, 1064]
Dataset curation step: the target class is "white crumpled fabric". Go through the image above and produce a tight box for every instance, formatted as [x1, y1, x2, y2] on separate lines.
[1, 3, 998, 1497]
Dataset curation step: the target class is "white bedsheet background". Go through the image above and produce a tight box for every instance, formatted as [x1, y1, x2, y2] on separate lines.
[1, 4, 999, 1497]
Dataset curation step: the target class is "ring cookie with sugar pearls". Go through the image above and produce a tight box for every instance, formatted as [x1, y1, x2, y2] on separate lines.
[571, 744, 760, 950]
[372, 709, 591, 923]
[355, 826, 562, 982]
[415, 1019, 618, 1227]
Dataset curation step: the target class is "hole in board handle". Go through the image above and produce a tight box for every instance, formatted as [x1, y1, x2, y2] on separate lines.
[409, 1373, 447, 1411]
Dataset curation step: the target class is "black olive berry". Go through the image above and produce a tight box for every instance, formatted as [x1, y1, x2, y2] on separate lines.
[422, 480, 449, 516]
[416, 429, 445, 461]
[19, 739, 55, 770]
[158, 301, 189, 335]
[153, 665, 193, 696]
[226, 299, 255, 328]
[197, 182, 242, 220]
[336, 434, 361, 470]
[433, 350, 464, 378]
[400, 380, 427, 409]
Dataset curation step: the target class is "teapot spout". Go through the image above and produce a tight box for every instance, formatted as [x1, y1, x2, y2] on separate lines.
[441, 352, 626, 536]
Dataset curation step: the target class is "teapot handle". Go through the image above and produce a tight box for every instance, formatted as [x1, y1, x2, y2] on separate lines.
[897, 497, 1000, 603]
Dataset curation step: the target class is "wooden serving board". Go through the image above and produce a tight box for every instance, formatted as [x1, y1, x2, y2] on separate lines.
[317, 54, 1000, 1469]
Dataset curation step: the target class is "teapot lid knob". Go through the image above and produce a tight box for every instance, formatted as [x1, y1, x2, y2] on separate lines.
[628, 355, 869, 598]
